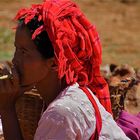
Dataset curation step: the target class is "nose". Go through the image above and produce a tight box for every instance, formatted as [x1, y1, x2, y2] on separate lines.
[12, 50, 19, 65]
[12, 57, 14, 64]
[12, 54, 19, 69]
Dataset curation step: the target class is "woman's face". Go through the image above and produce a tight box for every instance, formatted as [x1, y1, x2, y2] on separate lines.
[12, 25, 50, 90]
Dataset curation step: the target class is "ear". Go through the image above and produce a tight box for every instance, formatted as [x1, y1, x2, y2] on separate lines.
[46, 57, 57, 71]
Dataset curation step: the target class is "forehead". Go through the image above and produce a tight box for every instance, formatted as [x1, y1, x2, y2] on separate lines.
[15, 25, 37, 50]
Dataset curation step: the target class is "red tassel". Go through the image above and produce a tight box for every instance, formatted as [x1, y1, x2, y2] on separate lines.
[14, 0, 112, 116]
[32, 25, 44, 40]
[25, 14, 36, 24]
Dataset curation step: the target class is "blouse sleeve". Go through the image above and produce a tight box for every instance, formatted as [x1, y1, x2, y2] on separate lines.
[34, 107, 78, 140]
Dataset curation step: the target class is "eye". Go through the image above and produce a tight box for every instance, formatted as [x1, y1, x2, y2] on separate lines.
[16, 48, 26, 55]
[19, 48, 27, 54]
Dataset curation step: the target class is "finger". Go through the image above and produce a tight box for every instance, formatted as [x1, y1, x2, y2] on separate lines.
[2, 70, 21, 98]
[0, 80, 5, 93]
[0, 67, 10, 76]
[2, 78, 13, 93]
[0, 77, 20, 103]
[0, 63, 5, 75]
[3, 78, 20, 100]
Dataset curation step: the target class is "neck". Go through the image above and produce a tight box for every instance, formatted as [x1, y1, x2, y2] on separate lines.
[36, 75, 67, 108]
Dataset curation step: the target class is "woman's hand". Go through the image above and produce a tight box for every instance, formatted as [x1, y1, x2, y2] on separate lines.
[0, 66, 21, 112]
[0, 66, 24, 140]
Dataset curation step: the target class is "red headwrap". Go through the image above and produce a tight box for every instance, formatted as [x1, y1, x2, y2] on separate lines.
[15, 0, 112, 138]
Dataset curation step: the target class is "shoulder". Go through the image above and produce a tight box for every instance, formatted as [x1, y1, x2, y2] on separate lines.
[34, 101, 78, 140]
[34, 84, 96, 139]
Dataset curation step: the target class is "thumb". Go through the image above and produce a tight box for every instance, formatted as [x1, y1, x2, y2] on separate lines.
[11, 66, 24, 96]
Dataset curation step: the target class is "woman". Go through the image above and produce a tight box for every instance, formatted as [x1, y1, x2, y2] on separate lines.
[0, 0, 130, 140]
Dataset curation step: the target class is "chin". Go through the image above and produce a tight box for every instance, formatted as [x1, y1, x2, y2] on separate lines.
[20, 80, 36, 92]
[20, 84, 35, 93]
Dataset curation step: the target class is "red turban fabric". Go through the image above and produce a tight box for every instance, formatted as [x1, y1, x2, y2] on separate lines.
[15, 0, 112, 139]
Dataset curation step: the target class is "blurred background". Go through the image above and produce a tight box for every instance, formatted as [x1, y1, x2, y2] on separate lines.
[0, 0, 140, 68]
[0, 1, 140, 139]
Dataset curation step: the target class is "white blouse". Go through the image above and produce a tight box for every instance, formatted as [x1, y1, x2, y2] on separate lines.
[34, 83, 130, 140]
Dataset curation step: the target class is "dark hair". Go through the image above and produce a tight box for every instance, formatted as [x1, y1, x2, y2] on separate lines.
[19, 16, 54, 59]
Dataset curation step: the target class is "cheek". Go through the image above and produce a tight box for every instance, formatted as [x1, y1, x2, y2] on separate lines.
[21, 59, 49, 85]
[23, 61, 46, 75]
[12, 50, 49, 85]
